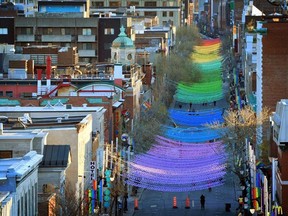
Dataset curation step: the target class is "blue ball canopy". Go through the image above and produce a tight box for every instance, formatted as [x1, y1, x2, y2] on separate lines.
[169, 108, 224, 127]
[164, 125, 222, 143]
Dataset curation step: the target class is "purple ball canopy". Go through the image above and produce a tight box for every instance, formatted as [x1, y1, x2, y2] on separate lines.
[126, 135, 226, 192]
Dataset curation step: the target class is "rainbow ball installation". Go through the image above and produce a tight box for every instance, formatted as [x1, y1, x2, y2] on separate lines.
[126, 38, 227, 192]
[174, 38, 224, 104]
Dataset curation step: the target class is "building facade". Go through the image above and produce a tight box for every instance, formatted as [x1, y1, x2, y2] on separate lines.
[14, 17, 98, 64]
[90, 0, 183, 27]
[271, 99, 288, 214]
[0, 151, 43, 216]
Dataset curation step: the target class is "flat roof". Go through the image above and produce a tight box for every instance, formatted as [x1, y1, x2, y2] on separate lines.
[0, 151, 43, 181]
[0, 106, 105, 113]
[0, 129, 46, 140]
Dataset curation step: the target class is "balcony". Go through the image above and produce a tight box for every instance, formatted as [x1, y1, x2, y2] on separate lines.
[17, 35, 35, 42]
[42, 35, 72, 42]
[78, 50, 96, 57]
[78, 35, 96, 42]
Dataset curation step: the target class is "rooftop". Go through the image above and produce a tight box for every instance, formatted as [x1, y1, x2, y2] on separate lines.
[0, 105, 104, 113]
[0, 151, 43, 181]
[41, 145, 71, 167]
[0, 129, 47, 140]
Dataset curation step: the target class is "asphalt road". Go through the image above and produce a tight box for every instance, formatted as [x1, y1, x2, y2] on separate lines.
[124, 170, 241, 216]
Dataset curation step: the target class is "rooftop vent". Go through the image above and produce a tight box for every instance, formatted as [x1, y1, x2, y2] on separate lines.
[66, 104, 72, 109]
[64, 114, 69, 120]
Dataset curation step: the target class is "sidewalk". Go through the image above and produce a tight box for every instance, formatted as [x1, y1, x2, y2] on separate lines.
[123, 187, 145, 216]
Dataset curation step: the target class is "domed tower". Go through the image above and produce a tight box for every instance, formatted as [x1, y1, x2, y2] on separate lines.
[111, 25, 135, 65]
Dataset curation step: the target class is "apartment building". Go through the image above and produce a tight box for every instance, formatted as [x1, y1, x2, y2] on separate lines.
[90, 0, 184, 27]
[14, 17, 98, 64]
[0, 151, 43, 216]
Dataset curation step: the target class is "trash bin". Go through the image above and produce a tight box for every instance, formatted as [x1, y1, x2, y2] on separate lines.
[225, 203, 231, 212]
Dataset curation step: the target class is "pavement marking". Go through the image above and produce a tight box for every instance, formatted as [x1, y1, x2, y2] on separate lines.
[150, 205, 157, 208]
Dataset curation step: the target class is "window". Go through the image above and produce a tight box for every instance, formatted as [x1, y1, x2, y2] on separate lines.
[60, 42, 71, 47]
[82, 28, 92, 35]
[47, 28, 53, 35]
[169, 11, 174, 17]
[25, 193, 28, 216]
[21, 196, 24, 215]
[18, 200, 20, 215]
[128, 1, 139, 6]
[104, 28, 114, 35]
[109, 1, 121, 7]
[0, 91, 3, 96]
[144, 11, 157, 17]
[104, 42, 112, 50]
[61, 28, 65, 35]
[127, 53, 132, 60]
[144, 1, 157, 7]
[114, 52, 117, 60]
[66, 28, 71, 35]
[163, 11, 167, 17]
[43, 28, 53, 35]
[21, 28, 32, 35]
[166, 1, 175, 6]
[0, 150, 12, 158]
[82, 43, 92, 50]
[0, 28, 8, 35]
[93, 1, 104, 7]
[32, 185, 35, 214]
[6, 91, 13, 97]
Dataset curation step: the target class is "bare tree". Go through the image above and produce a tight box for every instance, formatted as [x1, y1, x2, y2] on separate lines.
[209, 105, 271, 180]
[131, 101, 167, 153]
[51, 181, 89, 216]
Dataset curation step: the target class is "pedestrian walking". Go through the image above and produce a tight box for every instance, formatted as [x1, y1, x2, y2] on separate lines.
[238, 195, 244, 210]
[200, 194, 205, 210]
[124, 192, 128, 212]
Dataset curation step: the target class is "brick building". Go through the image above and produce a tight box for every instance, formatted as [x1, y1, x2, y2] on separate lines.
[261, 21, 288, 111]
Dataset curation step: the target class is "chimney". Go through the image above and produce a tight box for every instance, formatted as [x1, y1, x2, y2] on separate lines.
[0, 123, 3, 135]
[57, 117, 62, 123]
[37, 69, 42, 95]
[46, 56, 51, 90]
